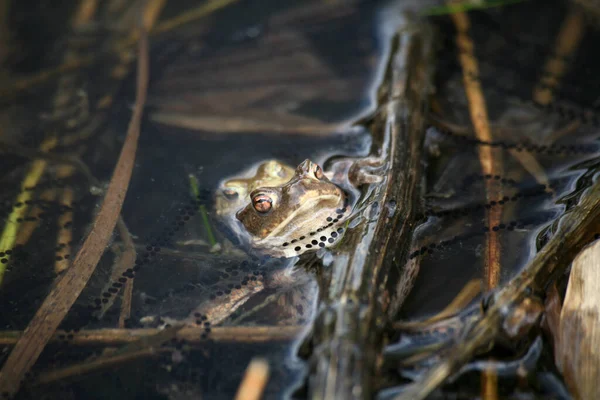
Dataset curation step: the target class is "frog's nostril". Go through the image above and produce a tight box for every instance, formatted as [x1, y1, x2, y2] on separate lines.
[297, 159, 314, 174]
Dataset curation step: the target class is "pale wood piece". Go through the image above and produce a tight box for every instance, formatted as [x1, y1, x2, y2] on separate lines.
[558, 239, 600, 399]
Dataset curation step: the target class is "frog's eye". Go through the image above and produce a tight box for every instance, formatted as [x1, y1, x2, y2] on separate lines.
[314, 165, 324, 180]
[252, 194, 273, 213]
[222, 188, 238, 200]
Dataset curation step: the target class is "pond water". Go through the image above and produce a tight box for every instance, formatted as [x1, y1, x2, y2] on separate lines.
[1, 0, 600, 399]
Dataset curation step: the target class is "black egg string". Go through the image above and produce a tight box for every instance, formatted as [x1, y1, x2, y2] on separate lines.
[434, 125, 598, 154]
[281, 206, 348, 253]
[409, 214, 554, 260]
[148, 259, 267, 308]
[85, 193, 271, 342]
[466, 62, 600, 116]
[481, 69, 600, 126]
[460, 173, 521, 191]
[0, 198, 76, 221]
[537, 100, 600, 127]
[208, 268, 265, 301]
[437, 56, 600, 128]
[492, 82, 600, 127]
[422, 183, 551, 221]
[0, 246, 29, 274]
[87, 199, 202, 318]
[46, 196, 217, 351]
[0, 235, 73, 276]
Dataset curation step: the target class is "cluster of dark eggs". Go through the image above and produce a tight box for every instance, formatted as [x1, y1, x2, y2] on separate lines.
[436, 125, 598, 154]
[281, 206, 347, 253]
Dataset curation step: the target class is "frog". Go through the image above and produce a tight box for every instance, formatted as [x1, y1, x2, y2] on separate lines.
[144, 156, 384, 328]
[215, 156, 384, 258]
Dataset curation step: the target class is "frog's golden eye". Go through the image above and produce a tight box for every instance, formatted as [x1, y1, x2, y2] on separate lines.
[222, 188, 238, 200]
[252, 194, 273, 213]
[314, 165, 324, 180]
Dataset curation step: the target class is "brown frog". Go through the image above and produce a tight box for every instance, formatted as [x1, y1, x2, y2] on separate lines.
[144, 157, 382, 328]
[215, 157, 383, 258]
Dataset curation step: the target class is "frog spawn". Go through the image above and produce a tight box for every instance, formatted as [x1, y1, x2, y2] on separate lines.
[273, 205, 349, 258]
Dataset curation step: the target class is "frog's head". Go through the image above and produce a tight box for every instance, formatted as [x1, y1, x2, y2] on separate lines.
[236, 159, 348, 257]
[215, 160, 295, 218]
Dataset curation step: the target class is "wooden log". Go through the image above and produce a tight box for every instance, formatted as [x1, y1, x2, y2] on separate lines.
[305, 19, 435, 400]
[557, 239, 600, 399]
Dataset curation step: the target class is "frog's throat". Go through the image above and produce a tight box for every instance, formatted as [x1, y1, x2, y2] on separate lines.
[260, 194, 344, 240]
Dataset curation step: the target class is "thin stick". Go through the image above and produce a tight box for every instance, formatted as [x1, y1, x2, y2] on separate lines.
[36, 347, 172, 385]
[0, 24, 149, 396]
[151, 112, 343, 136]
[55, 165, 75, 274]
[35, 324, 186, 386]
[115, 220, 136, 327]
[451, 11, 502, 290]
[118, 279, 134, 328]
[394, 279, 481, 330]
[0, 326, 304, 346]
[533, 7, 586, 106]
[451, 11, 503, 399]
[234, 358, 270, 400]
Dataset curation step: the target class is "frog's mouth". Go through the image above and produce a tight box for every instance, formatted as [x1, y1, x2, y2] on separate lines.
[260, 193, 345, 241]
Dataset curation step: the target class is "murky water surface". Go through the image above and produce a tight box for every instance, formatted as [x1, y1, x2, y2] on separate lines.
[1, 0, 600, 399]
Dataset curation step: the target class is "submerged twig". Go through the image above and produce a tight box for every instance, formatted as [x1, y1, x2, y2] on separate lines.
[151, 111, 345, 136]
[37, 324, 183, 385]
[0, 22, 150, 395]
[115, 220, 137, 326]
[0, 326, 303, 346]
[37, 347, 172, 385]
[451, 10, 503, 290]
[234, 358, 270, 400]
[55, 165, 75, 274]
[394, 279, 481, 330]
[533, 7, 586, 106]
[450, 10, 502, 398]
